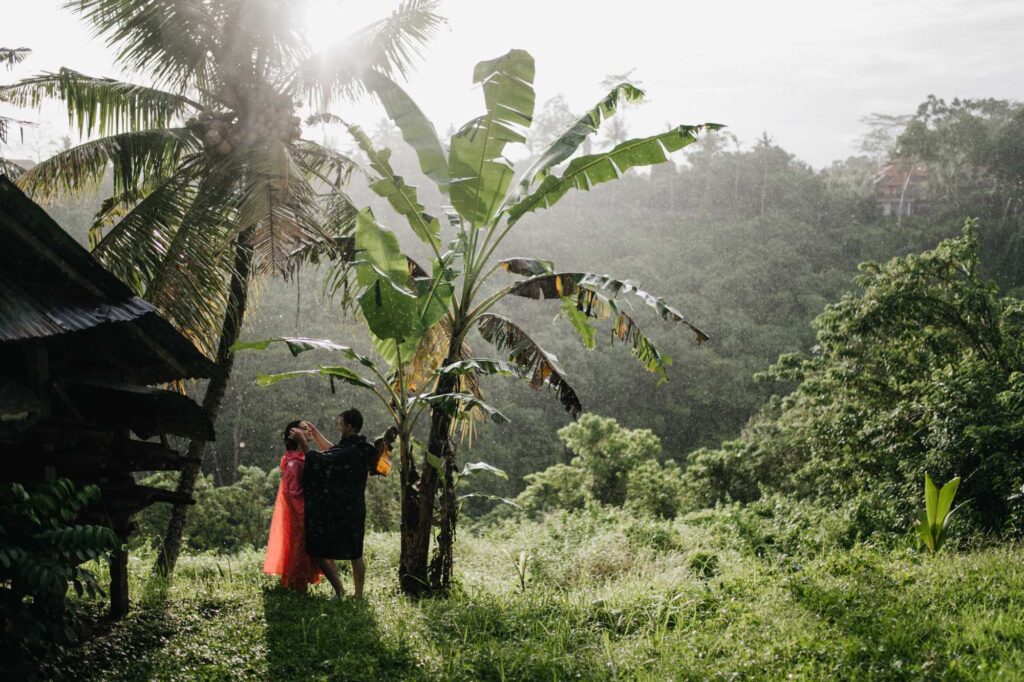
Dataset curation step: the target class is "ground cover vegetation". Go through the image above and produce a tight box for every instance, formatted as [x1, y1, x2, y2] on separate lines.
[26, 513, 1024, 681]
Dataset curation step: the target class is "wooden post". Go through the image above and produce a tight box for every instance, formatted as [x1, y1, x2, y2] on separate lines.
[109, 528, 129, 619]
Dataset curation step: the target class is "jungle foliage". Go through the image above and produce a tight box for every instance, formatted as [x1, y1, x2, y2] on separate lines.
[0, 480, 118, 669]
[684, 225, 1024, 538]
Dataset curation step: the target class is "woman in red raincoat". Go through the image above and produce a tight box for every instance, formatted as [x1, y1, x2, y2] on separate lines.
[263, 421, 321, 592]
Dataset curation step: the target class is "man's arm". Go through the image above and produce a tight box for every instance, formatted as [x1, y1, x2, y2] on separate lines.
[301, 421, 334, 450]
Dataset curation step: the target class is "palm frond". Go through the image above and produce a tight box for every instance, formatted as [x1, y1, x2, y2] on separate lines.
[1, 69, 200, 137]
[292, 139, 359, 188]
[67, 0, 220, 92]
[0, 114, 35, 145]
[0, 47, 31, 70]
[0, 157, 26, 178]
[231, 139, 328, 276]
[289, 0, 445, 107]
[215, 0, 307, 87]
[90, 156, 203, 260]
[140, 169, 237, 356]
[15, 128, 199, 201]
[477, 313, 582, 419]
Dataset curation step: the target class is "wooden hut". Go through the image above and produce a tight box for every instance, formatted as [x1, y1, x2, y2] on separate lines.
[0, 176, 215, 617]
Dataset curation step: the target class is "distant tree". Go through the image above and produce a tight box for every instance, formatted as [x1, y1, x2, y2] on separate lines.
[528, 95, 576, 154]
[858, 112, 911, 161]
[559, 414, 660, 506]
[0, 46, 32, 176]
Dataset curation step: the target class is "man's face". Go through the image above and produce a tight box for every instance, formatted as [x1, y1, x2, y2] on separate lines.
[337, 415, 354, 437]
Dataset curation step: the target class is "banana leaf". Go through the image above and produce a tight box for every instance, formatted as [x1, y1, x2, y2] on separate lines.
[255, 366, 375, 389]
[506, 124, 722, 225]
[506, 82, 644, 208]
[411, 392, 511, 424]
[346, 122, 440, 249]
[449, 49, 535, 227]
[362, 69, 449, 193]
[477, 313, 582, 419]
[498, 257, 555, 277]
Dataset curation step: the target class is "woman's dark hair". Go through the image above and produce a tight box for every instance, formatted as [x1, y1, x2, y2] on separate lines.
[283, 420, 303, 450]
[339, 408, 363, 433]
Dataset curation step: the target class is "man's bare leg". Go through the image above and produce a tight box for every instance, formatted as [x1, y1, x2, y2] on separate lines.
[315, 558, 345, 597]
[351, 557, 366, 598]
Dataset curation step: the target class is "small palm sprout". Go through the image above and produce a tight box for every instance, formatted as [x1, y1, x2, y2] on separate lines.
[915, 473, 965, 554]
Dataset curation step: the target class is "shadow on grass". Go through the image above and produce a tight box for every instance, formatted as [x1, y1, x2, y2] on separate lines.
[262, 587, 423, 681]
[785, 552, 934, 674]
[44, 574, 176, 681]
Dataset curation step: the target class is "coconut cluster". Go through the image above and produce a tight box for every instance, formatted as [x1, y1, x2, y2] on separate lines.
[187, 88, 303, 158]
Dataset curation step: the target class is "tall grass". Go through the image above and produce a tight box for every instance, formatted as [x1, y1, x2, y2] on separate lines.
[38, 508, 1024, 681]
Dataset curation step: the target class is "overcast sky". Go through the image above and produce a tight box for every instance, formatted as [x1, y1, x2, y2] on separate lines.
[2, 0, 1023, 168]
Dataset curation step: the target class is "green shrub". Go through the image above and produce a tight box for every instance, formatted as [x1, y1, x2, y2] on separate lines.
[0, 479, 118, 666]
[684, 226, 1024, 538]
[135, 467, 277, 553]
[558, 414, 661, 506]
[515, 414, 685, 520]
[625, 459, 687, 519]
[515, 463, 590, 516]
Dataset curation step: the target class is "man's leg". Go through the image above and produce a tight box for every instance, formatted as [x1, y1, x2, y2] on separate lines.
[351, 557, 366, 598]
[315, 557, 345, 597]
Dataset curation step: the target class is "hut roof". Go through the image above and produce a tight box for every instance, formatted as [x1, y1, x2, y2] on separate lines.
[0, 176, 214, 384]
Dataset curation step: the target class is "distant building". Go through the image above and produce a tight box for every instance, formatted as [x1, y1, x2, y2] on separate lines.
[874, 162, 929, 217]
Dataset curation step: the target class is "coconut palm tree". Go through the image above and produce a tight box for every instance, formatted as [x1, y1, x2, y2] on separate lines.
[0, 0, 444, 574]
[0, 46, 32, 176]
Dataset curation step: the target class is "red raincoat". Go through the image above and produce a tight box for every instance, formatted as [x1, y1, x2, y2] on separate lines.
[263, 450, 321, 591]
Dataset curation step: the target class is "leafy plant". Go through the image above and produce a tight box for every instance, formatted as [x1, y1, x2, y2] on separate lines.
[915, 473, 964, 554]
[0, 479, 118, 665]
[325, 48, 718, 596]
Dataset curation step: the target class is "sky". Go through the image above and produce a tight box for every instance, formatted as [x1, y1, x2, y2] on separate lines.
[2, 0, 1023, 168]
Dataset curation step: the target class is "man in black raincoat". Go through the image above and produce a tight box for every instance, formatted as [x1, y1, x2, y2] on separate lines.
[291, 408, 376, 598]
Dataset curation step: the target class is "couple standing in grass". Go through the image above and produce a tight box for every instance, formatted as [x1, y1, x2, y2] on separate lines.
[263, 409, 378, 598]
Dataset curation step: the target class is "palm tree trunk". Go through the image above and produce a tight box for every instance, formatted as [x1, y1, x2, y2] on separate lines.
[153, 234, 253, 576]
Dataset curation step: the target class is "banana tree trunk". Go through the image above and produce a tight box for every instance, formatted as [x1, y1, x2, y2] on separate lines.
[428, 422, 457, 594]
[153, 235, 253, 576]
[398, 367, 458, 596]
[398, 429, 426, 594]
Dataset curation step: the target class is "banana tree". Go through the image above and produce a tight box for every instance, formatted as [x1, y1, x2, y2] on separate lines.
[336, 49, 719, 595]
[234, 201, 512, 590]
[0, 0, 445, 575]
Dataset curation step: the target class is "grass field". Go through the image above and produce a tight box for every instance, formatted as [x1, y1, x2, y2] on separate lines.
[42, 510, 1024, 681]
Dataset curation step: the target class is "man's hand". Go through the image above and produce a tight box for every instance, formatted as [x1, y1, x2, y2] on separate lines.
[301, 420, 333, 450]
[289, 427, 309, 451]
